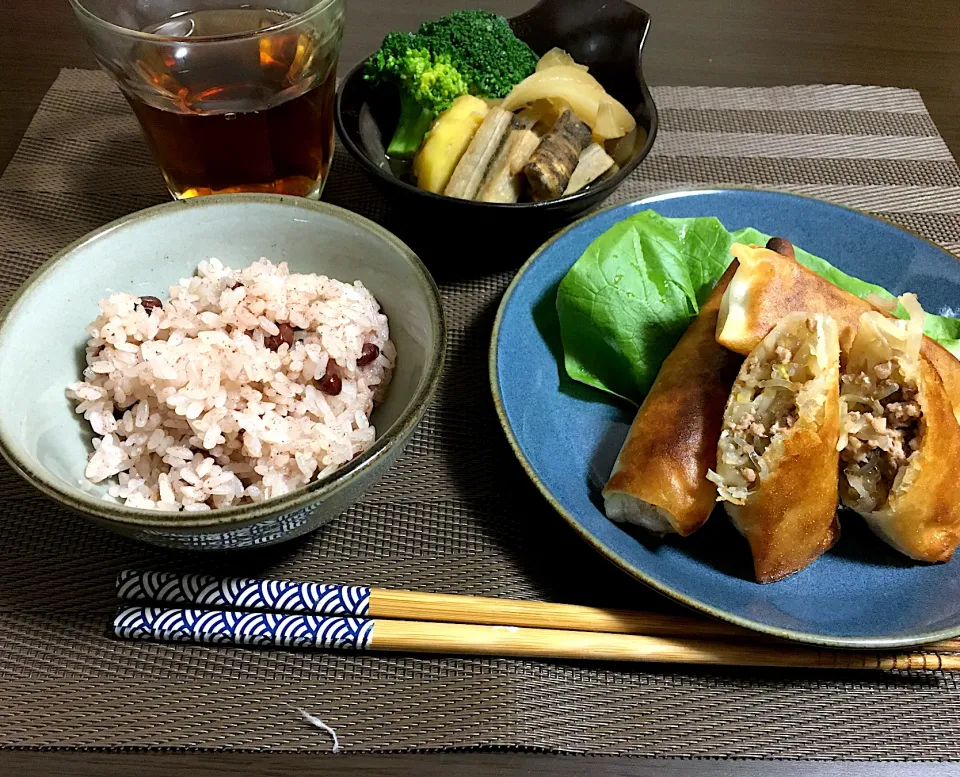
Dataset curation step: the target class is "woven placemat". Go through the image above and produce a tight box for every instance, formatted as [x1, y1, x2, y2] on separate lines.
[1, 69, 959, 758]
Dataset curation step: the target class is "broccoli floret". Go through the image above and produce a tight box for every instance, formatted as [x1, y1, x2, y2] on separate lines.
[415, 10, 539, 99]
[364, 12, 538, 157]
[365, 33, 471, 158]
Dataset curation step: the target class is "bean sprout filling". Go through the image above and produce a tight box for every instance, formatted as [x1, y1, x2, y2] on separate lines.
[838, 297, 926, 514]
[839, 359, 921, 513]
[711, 316, 824, 504]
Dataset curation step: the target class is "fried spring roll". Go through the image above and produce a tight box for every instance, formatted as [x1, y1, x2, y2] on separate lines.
[839, 298, 960, 562]
[708, 312, 841, 583]
[603, 265, 742, 536]
[716, 240, 960, 423]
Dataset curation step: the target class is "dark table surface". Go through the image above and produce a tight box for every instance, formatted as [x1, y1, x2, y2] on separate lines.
[2, 0, 959, 775]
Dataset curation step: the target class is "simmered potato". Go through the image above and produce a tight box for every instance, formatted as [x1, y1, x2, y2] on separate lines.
[413, 95, 489, 193]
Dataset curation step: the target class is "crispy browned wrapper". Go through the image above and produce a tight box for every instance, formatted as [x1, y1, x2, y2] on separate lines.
[857, 359, 960, 562]
[602, 264, 743, 536]
[728, 407, 842, 583]
[716, 243, 960, 422]
[722, 314, 842, 583]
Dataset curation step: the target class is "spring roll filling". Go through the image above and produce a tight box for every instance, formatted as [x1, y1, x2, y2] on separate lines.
[710, 316, 826, 505]
[838, 294, 924, 513]
[839, 303, 925, 513]
[839, 364, 922, 513]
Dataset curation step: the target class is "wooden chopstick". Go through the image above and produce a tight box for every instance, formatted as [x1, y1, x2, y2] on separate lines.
[113, 605, 960, 672]
[116, 570, 763, 638]
[373, 591, 960, 652]
[117, 570, 960, 652]
[924, 638, 960, 652]
[375, 620, 960, 671]
[371, 588, 747, 638]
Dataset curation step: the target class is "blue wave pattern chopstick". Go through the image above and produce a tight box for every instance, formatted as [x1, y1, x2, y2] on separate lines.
[117, 569, 371, 615]
[115, 606, 375, 649]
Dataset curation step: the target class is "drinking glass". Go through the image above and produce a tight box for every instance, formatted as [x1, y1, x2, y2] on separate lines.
[69, 0, 345, 199]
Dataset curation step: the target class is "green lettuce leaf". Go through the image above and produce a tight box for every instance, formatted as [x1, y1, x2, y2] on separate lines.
[556, 213, 694, 401]
[557, 212, 960, 405]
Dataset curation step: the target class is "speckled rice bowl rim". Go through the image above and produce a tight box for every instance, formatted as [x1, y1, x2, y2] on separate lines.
[0, 194, 446, 530]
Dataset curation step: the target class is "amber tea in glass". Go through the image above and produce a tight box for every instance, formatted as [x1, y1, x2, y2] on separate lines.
[70, 0, 344, 199]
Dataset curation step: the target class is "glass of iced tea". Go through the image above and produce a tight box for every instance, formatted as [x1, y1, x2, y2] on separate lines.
[69, 0, 344, 199]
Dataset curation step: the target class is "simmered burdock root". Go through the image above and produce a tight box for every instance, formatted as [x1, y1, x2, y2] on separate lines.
[838, 296, 960, 562]
[708, 312, 841, 583]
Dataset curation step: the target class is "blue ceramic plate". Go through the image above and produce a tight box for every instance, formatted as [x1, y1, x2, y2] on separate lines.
[490, 188, 960, 648]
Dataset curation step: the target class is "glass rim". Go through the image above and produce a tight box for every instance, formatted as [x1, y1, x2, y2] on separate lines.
[67, 0, 341, 43]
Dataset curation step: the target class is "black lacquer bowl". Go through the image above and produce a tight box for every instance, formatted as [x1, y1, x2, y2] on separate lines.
[334, 0, 658, 272]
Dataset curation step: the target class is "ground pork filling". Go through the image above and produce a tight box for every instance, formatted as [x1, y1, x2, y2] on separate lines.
[712, 319, 819, 503]
[840, 358, 922, 513]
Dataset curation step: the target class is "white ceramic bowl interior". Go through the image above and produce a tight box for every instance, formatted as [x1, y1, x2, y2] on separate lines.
[0, 195, 442, 518]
